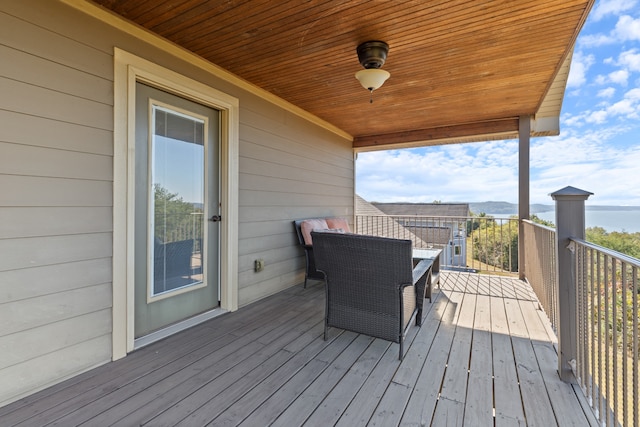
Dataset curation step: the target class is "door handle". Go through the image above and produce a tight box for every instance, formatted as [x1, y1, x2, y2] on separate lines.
[209, 215, 222, 222]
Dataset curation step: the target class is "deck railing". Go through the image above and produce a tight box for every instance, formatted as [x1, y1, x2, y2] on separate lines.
[522, 219, 558, 332]
[521, 217, 640, 427]
[571, 238, 639, 427]
[355, 214, 519, 274]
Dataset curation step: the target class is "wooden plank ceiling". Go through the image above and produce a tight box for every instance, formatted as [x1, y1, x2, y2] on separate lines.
[91, 0, 594, 149]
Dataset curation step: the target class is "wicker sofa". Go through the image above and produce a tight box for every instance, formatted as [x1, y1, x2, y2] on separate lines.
[311, 231, 432, 360]
[293, 217, 351, 287]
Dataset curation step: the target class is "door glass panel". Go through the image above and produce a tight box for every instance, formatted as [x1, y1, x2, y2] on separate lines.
[151, 106, 206, 297]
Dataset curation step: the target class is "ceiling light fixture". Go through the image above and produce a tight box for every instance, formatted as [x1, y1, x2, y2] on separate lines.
[355, 40, 390, 103]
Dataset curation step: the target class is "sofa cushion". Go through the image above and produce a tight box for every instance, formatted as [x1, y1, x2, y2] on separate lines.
[326, 217, 350, 232]
[315, 228, 346, 234]
[300, 218, 328, 245]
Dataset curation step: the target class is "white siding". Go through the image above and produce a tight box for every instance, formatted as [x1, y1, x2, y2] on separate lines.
[236, 113, 353, 304]
[0, 4, 114, 405]
[0, 0, 353, 406]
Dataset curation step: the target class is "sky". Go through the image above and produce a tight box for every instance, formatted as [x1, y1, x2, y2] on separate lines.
[356, 0, 640, 206]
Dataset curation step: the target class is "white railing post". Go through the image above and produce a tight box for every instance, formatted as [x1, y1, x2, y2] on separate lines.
[550, 186, 592, 382]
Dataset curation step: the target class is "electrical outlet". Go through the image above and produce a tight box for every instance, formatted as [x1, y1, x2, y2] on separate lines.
[254, 259, 265, 272]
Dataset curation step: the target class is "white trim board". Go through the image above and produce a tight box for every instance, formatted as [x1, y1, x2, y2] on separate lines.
[133, 308, 227, 350]
[113, 48, 239, 359]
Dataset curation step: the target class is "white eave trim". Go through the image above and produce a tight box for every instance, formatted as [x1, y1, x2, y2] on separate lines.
[530, 115, 560, 137]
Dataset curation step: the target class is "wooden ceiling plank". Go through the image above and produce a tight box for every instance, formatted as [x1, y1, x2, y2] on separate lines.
[173, 0, 324, 48]
[190, 1, 397, 61]
[93, 0, 162, 21]
[203, 1, 491, 66]
[218, 5, 585, 83]
[130, 0, 200, 26]
[91, 0, 594, 143]
[148, 1, 260, 37]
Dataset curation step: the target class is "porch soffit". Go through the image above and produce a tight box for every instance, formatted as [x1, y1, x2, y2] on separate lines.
[89, 0, 594, 150]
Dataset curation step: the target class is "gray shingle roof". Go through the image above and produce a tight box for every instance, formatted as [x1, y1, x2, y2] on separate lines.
[356, 195, 468, 248]
[371, 202, 469, 217]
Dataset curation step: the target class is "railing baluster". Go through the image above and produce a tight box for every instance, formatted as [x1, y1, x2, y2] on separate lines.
[631, 266, 640, 427]
[603, 253, 608, 422]
[590, 246, 596, 413]
[622, 263, 628, 427]
[612, 257, 618, 426]
[596, 250, 603, 420]
[571, 239, 639, 427]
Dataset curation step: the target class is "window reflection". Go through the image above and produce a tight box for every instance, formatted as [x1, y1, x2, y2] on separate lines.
[151, 106, 205, 295]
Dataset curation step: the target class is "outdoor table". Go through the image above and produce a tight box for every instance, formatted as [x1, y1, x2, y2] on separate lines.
[412, 248, 442, 325]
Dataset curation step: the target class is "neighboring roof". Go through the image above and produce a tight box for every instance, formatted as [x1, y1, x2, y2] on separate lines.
[82, 0, 594, 149]
[372, 203, 470, 218]
[355, 195, 428, 247]
[356, 195, 460, 247]
[355, 194, 387, 216]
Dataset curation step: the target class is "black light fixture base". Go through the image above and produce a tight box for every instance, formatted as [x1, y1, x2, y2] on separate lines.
[356, 41, 389, 69]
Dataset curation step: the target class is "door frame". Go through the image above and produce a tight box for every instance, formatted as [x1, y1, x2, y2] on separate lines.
[113, 48, 239, 359]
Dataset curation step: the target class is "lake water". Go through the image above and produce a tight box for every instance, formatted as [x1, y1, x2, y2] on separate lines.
[487, 208, 640, 233]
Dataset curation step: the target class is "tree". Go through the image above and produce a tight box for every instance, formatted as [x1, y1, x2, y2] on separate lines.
[153, 184, 203, 243]
[466, 211, 495, 235]
[530, 213, 555, 227]
[586, 227, 640, 259]
[471, 219, 518, 272]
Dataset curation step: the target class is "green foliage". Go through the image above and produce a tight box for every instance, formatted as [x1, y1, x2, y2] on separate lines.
[466, 211, 495, 235]
[529, 213, 555, 228]
[154, 184, 203, 243]
[586, 227, 640, 259]
[584, 227, 640, 358]
[592, 275, 640, 359]
[470, 214, 518, 272]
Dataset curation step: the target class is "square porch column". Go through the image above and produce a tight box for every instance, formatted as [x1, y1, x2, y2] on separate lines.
[550, 185, 592, 382]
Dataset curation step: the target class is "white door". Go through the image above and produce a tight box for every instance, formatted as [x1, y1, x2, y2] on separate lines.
[134, 82, 220, 338]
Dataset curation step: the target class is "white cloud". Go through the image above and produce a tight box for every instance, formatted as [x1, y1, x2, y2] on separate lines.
[580, 13, 640, 46]
[626, 87, 640, 99]
[588, 109, 610, 123]
[618, 48, 640, 71]
[562, 86, 640, 126]
[357, 114, 640, 205]
[356, 142, 519, 203]
[609, 68, 630, 85]
[530, 129, 640, 205]
[597, 87, 616, 97]
[613, 14, 640, 40]
[591, 0, 638, 21]
[608, 98, 639, 117]
[532, 135, 604, 168]
[568, 52, 595, 87]
[580, 33, 616, 47]
[593, 69, 630, 86]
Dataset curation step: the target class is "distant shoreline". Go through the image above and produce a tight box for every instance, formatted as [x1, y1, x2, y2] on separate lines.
[469, 201, 640, 215]
[482, 207, 640, 233]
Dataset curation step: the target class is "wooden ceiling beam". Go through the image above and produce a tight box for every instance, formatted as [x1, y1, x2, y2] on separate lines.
[353, 118, 520, 149]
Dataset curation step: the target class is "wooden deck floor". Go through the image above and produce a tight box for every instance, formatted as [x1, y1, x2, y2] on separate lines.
[1, 272, 598, 426]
